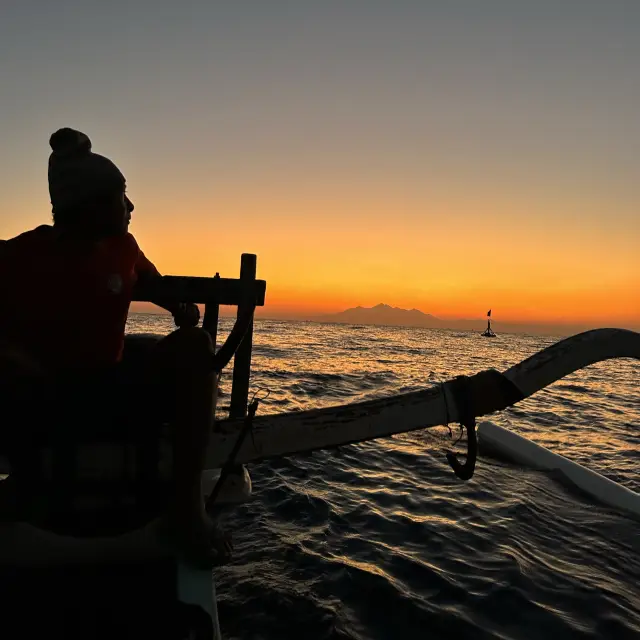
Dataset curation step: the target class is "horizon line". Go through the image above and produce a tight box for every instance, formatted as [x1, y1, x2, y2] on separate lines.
[128, 307, 640, 336]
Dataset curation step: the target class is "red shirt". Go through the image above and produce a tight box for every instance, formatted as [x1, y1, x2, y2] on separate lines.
[0, 225, 160, 370]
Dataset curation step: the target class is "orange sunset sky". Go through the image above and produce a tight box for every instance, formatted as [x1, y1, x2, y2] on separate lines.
[0, 2, 638, 331]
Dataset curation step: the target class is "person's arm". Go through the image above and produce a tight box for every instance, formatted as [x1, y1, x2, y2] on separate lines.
[0, 240, 45, 377]
[135, 249, 200, 327]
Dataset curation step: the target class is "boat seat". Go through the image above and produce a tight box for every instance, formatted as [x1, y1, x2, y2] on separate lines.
[0, 555, 215, 639]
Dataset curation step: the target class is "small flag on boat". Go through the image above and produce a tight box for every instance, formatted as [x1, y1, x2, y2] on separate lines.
[487, 309, 491, 317]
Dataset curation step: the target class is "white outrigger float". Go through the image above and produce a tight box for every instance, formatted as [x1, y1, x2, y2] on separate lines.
[0, 254, 638, 639]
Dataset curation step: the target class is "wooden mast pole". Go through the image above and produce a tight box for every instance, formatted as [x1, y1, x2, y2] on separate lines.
[229, 254, 257, 419]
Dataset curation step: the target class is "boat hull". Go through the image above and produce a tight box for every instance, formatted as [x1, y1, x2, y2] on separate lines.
[478, 421, 640, 519]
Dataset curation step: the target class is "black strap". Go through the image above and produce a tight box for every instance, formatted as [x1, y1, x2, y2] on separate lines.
[210, 304, 255, 372]
[445, 375, 478, 481]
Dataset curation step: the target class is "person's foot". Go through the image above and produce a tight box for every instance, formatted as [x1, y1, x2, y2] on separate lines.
[170, 513, 234, 569]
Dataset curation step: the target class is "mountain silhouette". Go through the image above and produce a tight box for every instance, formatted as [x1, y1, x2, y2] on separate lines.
[312, 304, 449, 328]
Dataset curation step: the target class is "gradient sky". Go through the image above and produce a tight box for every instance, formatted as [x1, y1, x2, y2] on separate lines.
[0, 1, 638, 328]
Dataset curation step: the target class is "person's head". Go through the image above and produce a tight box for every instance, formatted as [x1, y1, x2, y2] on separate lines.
[48, 128, 134, 239]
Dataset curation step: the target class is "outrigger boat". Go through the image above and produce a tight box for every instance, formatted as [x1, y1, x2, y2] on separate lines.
[0, 253, 638, 639]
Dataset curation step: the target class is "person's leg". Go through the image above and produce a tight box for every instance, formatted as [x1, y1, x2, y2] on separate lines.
[147, 327, 230, 567]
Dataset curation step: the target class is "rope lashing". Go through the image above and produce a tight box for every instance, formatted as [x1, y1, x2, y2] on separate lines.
[205, 398, 260, 511]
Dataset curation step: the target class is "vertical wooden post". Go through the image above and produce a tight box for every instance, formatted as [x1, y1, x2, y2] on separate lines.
[202, 273, 220, 351]
[229, 254, 256, 419]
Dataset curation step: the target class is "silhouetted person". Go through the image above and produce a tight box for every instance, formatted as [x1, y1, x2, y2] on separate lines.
[0, 128, 230, 567]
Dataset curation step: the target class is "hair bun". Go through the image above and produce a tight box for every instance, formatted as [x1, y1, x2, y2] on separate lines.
[49, 128, 92, 158]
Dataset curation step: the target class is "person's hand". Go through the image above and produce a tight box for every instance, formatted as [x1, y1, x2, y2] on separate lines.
[179, 522, 234, 569]
[158, 515, 234, 569]
[172, 303, 200, 328]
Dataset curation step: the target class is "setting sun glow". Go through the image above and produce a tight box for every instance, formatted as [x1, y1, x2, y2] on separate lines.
[1, 4, 638, 333]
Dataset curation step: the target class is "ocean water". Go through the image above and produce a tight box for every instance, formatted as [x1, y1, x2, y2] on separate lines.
[128, 314, 640, 640]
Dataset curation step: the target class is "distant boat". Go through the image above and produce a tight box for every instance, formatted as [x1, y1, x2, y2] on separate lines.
[482, 309, 496, 337]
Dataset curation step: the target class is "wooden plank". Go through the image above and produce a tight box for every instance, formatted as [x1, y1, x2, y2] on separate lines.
[133, 275, 266, 306]
[229, 254, 257, 419]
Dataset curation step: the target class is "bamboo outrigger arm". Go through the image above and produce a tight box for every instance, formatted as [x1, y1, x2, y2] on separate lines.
[205, 328, 640, 470]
